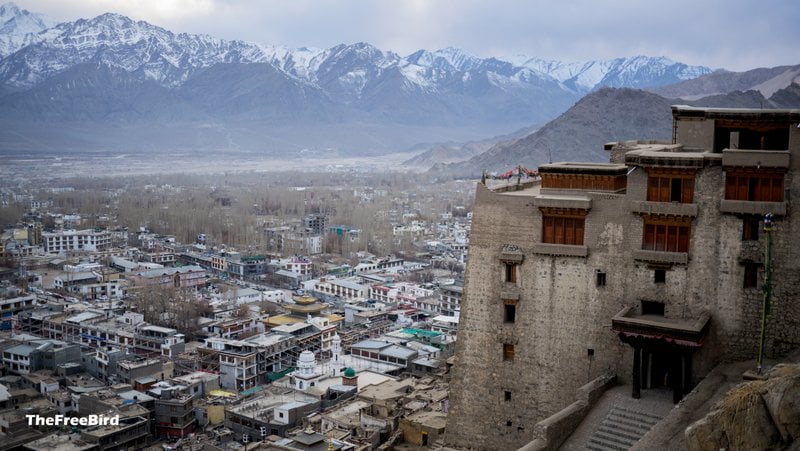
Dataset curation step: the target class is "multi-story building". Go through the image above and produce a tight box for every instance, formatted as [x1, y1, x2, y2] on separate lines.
[134, 325, 185, 358]
[42, 229, 111, 253]
[284, 257, 313, 278]
[54, 273, 126, 300]
[116, 357, 164, 384]
[0, 294, 36, 330]
[17, 309, 184, 358]
[445, 106, 800, 450]
[225, 387, 320, 440]
[153, 388, 196, 438]
[199, 333, 297, 391]
[2, 339, 80, 375]
[439, 281, 463, 316]
[303, 214, 327, 235]
[129, 265, 206, 289]
[312, 277, 368, 301]
[141, 251, 176, 265]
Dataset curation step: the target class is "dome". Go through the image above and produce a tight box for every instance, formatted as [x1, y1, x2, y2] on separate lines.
[299, 350, 315, 365]
[298, 350, 316, 373]
[344, 367, 356, 377]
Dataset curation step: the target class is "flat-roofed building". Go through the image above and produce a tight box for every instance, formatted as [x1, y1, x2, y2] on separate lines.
[446, 106, 800, 450]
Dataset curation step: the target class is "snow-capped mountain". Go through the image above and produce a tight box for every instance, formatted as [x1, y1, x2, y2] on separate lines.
[0, 3, 717, 154]
[0, 2, 51, 57]
[0, 11, 273, 88]
[0, 4, 713, 95]
[501, 55, 710, 91]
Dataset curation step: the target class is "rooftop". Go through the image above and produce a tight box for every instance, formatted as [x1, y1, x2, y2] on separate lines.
[136, 265, 204, 278]
[22, 434, 94, 451]
[611, 306, 711, 348]
[265, 314, 305, 326]
[538, 161, 628, 175]
[671, 104, 800, 120]
[4, 344, 35, 356]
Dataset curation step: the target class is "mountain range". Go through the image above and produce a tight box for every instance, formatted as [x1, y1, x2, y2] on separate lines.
[0, 2, 716, 155]
[429, 83, 800, 178]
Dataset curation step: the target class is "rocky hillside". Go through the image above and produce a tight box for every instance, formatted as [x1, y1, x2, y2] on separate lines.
[652, 64, 800, 99]
[402, 124, 538, 168]
[685, 362, 800, 450]
[430, 85, 800, 178]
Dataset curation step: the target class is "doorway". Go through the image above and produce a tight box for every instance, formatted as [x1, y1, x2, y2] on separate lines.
[645, 350, 672, 389]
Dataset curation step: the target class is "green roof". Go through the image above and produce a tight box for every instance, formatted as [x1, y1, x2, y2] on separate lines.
[402, 328, 443, 338]
[267, 367, 295, 382]
[344, 368, 356, 377]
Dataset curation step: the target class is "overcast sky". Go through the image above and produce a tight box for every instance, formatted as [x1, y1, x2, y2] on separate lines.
[19, 0, 800, 71]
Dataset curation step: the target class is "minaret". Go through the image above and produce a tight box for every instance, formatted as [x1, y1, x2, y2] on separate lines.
[331, 333, 344, 376]
[295, 350, 320, 390]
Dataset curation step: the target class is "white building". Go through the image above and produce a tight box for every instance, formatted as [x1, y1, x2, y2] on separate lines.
[313, 277, 368, 301]
[43, 229, 111, 253]
[284, 257, 313, 277]
[292, 350, 323, 391]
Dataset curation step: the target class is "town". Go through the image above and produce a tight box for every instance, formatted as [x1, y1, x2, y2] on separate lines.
[0, 171, 475, 450]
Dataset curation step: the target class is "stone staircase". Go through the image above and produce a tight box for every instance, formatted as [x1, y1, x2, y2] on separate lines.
[585, 406, 663, 451]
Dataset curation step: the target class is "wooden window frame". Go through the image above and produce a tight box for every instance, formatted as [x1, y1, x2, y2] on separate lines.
[645, 168, 696, 203]
[541, 208, 587, 246]
[742, 217, 760, 241]
[725, 168, 785, 202]
[641, 215, 691, 253]
[504, 263, 517, 283]
[503, 343, 515, 361]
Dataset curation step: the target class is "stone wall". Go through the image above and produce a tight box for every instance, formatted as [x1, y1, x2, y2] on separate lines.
[519, 374, 617, 451]
[445, 119, 800, 450]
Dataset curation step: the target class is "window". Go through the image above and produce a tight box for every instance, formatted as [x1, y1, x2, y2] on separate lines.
[542, 210, 586, 245]
[642, 216, 691, 253]
[641, 300, 665, 316]
[725, 169, 785, 202]
[503, 344, 515, 361]
[714, 123, 790, 152]
[646, 170, 695, 203]
[654, 269, 666, 284]
[743, 263, 759, 288]
[742, 217, 760, 241]
[505, 263, 517, 283]
[504, 304, 516, 323]
[504, 390, 512, 401]
[506, 420, 513, 427]
[596, 271, 606, 287]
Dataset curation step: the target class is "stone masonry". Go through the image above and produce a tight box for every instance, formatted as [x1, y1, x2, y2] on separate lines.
[445, 106, 800, 450]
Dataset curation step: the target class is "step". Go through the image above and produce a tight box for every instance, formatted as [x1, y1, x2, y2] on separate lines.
[607, 410, 660, 427]
[587, 436, 628, 451]
[586, 442, 618, 451]
[612, 406, 664, 422]
[604, 414, 656, 432]
[596, 425, 642, 443]
[600, 420, 651, 438]
[609, 407, 663, 423]
[592, 430, 637, 448]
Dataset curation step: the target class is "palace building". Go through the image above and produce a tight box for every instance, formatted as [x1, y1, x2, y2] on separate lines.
[445, 106, 800, 450]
